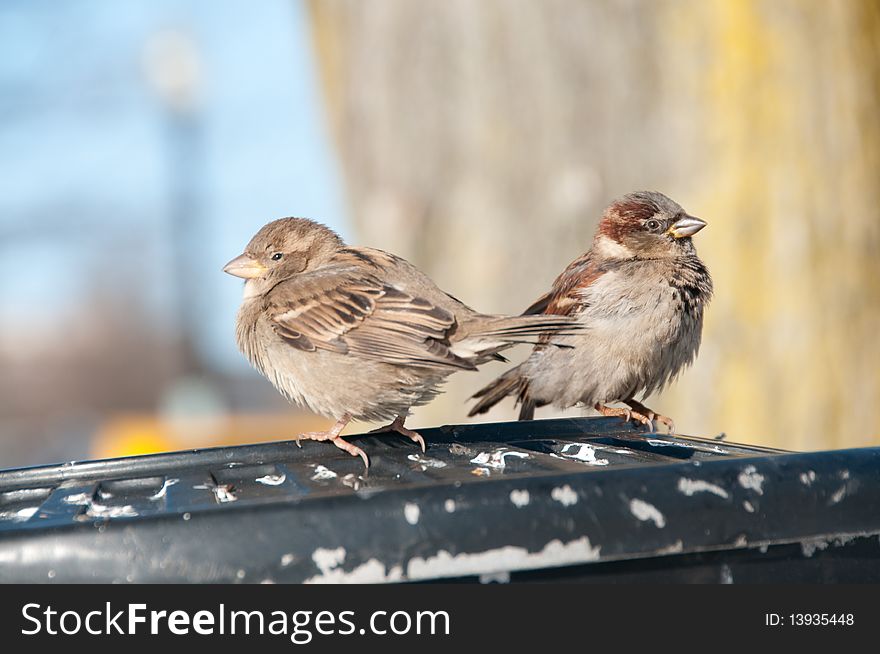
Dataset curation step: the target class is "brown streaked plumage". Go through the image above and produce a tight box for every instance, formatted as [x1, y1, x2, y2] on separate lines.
[469, 191, 713, 432]
[225, 217, 581, 467]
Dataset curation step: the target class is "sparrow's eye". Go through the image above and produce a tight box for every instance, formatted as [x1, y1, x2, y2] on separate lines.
[271, 253, 283, 261]
[646, 219, 660, 232]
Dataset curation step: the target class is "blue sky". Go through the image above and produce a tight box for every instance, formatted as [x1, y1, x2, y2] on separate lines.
[0, 0, 347, 370]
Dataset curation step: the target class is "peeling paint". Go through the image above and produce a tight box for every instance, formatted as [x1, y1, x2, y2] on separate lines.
[86, 503, 138, 519]
[311, 465, 337, 481]
[470, 449, 529, 470]
[471, 467, 491, 477]
[312, 547, 346, 575]
[406, 536, 601, 581]
[255, 473, 286, 486]
[738, 466, 765, 495]
[801, 539, 830, 558]
[799, 470, 816, 486]
[550, 485, 578, 507]
[63, 493, 92, 505]
[560, 443, 609, 466]
[657, 540, 684, 555]
[341, 474, 361, 490]
[404, 502, 420, 525]
[149, 478, 179, 500]
[0, 507, 38, 522]
[305, 549, 404, 584]
[479, 571, 511, 584]
[629, 498, 666, 528]
[509, 489, 530, 508]
[407, 454, 447, 469]
[212, 485, 237, 503]
[677, 478, 729, 499]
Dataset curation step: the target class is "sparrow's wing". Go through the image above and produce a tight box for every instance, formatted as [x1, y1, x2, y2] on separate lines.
[523, 253, 608, 316]
[266, 272, 475, 370]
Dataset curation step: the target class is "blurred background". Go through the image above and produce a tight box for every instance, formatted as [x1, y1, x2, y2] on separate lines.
[1, 0, 878, 468]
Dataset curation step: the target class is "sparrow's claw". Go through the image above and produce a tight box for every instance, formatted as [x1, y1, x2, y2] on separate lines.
[625, 400, 675, 434]
[328, 436, 370, 469]
[595, 403, 655, 431]
[368, 415, 426, 452]
[292, 413, 368, 469]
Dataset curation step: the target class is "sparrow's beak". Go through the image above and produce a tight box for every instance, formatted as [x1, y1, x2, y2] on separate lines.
[223, 253, 267, 279]
[667, 215, 707, 239]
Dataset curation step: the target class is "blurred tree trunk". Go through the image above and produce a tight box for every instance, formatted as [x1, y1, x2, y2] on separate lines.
[306, 0, 880, 450]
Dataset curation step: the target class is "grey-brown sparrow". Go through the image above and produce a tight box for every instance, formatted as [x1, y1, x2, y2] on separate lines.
[225, 217, 580, 466]
[469, 191, 713, 432]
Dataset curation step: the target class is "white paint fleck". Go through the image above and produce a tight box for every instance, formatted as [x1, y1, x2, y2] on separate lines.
[86, 504, 138, 519]
[630, 498, 666, 528]
[407, 454, 447, 468]
[647, 439, 674, 446]
[406, 536, 601, 581]
[149, 478, 179, 500]
[192, 484, 210, 490]
[47, 569, 56, 579]
[720, 564, 734, 584]
[801, 538, 830, 558]
[212, 485, 237, 503]
[470, 449, 529, 470]
[743, 501, 755, 513]
[801, 535, 857, 559]
[800, 470, 816, 486]
[312, 547, 346, 576]
[560, 443, 609, 466]
[255, 473, 286, 486]
[63, 493, 92, 505]
[840, 470, 850, 480]
[341, 474, 361, 490]
[281, 553, 296, 567]
[182, 512, 191, 521]
[236, 569, 245, 579]
[304, 559, 404, 584]
[305, 547, 404, 584]
[311, 465, 337, 481]
[509, 489, 531, 508]
[657, 540, 684, 555]
[829, 485, 847, 504]
[0, 507, 38, 522]
[733, 535, 748, 547]
[759, 544, 769, 553]
[404, 503, 420, 525]
[738, 465, 765, 495]
[444, 499, 456, 513]
[479, 571, 511, 584]
[677, 478, 729, 499]
[551, 485, 578, 507]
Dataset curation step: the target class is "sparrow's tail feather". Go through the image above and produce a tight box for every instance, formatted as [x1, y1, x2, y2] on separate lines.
[473, 314, 580, 340]
[518, 397, 537, 421]
[468, 365, 527, 417]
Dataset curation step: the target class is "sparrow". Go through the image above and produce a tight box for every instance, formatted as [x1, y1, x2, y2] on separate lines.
[224, 217, 581, 466]
[469, 191, 712, 432]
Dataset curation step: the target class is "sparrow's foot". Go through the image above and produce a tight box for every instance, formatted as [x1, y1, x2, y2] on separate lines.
[595, 403, 654, 431]
[295, 413, 370, 469]
[625, 400, 675, 434]
[368, 415, 426, 453]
